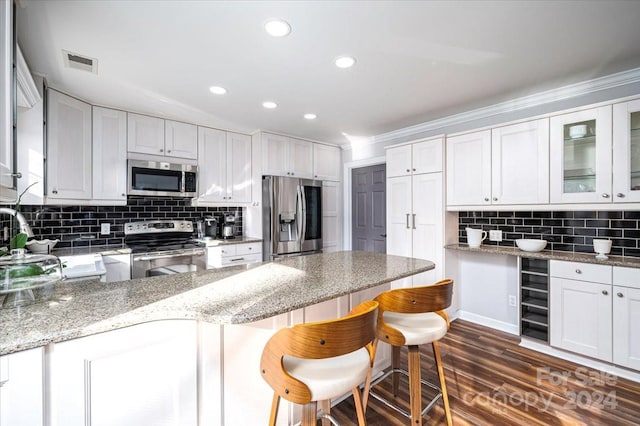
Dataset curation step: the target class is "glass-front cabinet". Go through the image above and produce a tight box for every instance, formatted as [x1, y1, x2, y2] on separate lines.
[550, 106, 612, 203]
[613, 99, 640, 202]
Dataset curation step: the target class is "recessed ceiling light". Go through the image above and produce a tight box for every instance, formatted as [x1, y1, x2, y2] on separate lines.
[304, 113, 317, 120]
[263, 101, 278, 109]
[209, 86, 227, 95]
[265, 19, 291, 37]
[335, 56, 356, 68]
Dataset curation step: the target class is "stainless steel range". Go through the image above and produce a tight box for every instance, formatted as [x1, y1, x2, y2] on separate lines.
[125, 220, 206, 279]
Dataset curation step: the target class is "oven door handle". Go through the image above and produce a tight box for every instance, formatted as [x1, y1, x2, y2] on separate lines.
[133, 249, 205, 262]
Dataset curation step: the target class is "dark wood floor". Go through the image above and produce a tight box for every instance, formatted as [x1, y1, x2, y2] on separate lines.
[331, 320, 640, 425]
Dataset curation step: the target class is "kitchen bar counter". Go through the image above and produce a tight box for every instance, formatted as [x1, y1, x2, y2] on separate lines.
[445, 243, 640, 268]
[0, 251, 433, 355]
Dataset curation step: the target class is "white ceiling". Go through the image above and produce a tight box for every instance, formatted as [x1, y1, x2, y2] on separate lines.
[16, 0, 640, 145]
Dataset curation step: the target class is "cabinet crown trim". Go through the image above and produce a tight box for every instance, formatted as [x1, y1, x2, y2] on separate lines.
[368, 67, 640, 145]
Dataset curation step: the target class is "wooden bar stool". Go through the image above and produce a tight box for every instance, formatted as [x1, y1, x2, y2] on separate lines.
[260, 301, 379, 426]
[364, 279, 454, 426]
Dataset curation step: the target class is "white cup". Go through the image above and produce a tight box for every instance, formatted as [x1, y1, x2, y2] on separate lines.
[466, 227, 487, 248]
[593, 239, 612, 260]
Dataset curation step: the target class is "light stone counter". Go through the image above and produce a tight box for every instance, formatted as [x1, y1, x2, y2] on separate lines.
[445, 243, 640, 268]
[0, 251, 433, 355]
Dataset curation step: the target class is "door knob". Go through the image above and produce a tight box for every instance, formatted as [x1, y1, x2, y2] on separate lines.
[380, 234, 387, 238]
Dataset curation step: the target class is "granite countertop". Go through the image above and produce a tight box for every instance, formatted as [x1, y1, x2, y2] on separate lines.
[0, 251, 433, 355]
[195, 237, 262, 247]
[445, 243, 640, 268]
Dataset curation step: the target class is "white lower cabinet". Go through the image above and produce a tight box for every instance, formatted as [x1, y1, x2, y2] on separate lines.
[206, 242, 262, 268]
[0, 348, 44, 426]
[612, 267, 640, 370]
[102, 254, 131, 282]
[49, 321, 197, 426]
[550, 276, 612, 362]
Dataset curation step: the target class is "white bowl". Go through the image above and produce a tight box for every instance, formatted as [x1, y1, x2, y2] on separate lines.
[569, 124, 587, 139]
[25, 239, 59, 254]
[515, 239, 547, 252]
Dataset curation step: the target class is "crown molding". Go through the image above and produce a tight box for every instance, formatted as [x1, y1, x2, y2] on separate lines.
[369, 67, 640, 145]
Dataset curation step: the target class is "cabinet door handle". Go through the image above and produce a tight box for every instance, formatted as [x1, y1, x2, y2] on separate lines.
[412, 213, 416, 229]
[52, 189, 58, 194]
[406, 169, 410, 173]
[160, 148, 164, 152]
[484, 197, 489, 202]
[10, 172, 22, 178]
[406, 213, 410, 229]
[616, 193, 625, 198]
[602, 193, 610, 198]
[602, 290, 609, 296]
[230, 257, 245, 262]
[493, 197, 498, 202]
[167, 150, 172, 153]
[575, 269, 582, 274]
[412, 168, 416, 172]
[617, 292, 624, 298]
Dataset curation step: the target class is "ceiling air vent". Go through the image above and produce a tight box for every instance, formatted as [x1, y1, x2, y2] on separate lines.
[62, 50, 98, 74]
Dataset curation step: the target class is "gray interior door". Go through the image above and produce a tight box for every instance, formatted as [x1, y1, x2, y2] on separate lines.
[351, 164, 386, 253]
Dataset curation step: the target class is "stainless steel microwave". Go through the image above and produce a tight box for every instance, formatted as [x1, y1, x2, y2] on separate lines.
[128, 160, 197, 197]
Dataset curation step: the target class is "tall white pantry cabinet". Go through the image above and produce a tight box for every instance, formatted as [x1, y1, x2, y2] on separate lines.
[385, 137, 444, 288]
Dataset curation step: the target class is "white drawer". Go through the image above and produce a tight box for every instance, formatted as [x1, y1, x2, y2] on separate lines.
[219, 253, 262, 267]
[613, 266, 640, 290]
[236, 242, 261, 256]
[550, 260, 611, 284]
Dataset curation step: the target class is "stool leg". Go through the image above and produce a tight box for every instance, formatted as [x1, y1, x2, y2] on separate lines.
[268, 393, 280, 426]
[362, 339, 378, 413]
[320, 400, 331, 426]
[433, 341, 452, 426]
[408, 345, 422, 426]
[352, 386, 367, 426]
[301, 401, 318, 426]
[391, 345, 401, 397]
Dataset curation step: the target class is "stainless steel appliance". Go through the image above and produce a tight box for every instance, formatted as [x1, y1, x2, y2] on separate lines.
[222, 214, 236, 239]
[262, 176, 322, 259]
[126, 220, 206, 278]
[204, 216, 220, 238]
[128, 159, 197, 197]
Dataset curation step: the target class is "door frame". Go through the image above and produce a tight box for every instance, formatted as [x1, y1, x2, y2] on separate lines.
[342, 156, 386, 250]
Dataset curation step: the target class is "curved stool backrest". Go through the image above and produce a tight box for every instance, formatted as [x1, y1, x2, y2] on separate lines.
[260, 300, 378, 405]
[374, 279, 453, 346]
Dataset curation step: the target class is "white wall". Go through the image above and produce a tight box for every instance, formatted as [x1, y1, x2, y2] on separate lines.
[457, 251, 519, 334]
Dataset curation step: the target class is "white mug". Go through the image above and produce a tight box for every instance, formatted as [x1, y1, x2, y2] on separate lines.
[466, 227, 487, 248]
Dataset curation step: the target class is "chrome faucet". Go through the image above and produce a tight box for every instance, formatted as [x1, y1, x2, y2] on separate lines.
[0, 208, 35, 238]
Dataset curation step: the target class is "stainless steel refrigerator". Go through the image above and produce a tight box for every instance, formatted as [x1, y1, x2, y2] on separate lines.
[262, 175, 323, 259]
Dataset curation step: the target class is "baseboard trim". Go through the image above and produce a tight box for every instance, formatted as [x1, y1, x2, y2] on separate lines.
[458, 311, 519, 335]
[520, 338, 640, 384]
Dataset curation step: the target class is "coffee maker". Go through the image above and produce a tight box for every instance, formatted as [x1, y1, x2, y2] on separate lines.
[204, 216, 220, 239]
[222, 214, 235, 239]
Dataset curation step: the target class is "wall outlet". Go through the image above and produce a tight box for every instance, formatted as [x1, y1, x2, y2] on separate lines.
[100, 223, 110, 235]
[489, 230, 503, 241]
[508, 295, 517, 307]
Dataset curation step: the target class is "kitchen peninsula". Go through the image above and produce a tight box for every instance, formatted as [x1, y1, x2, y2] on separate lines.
[0, 251, 434, 426]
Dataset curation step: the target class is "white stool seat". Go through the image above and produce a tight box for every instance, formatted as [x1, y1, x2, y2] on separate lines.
[382, 311, 447, 345]
[283, 347, 370, 401]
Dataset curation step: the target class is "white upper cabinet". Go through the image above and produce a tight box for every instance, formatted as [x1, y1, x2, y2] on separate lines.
[387, 139, 442, 178]
[613, 99, 640, 202]
[226, 131, 252, 202]
[127, 113, 165, 156]
[197, 127, 251, 203]
[287, 137, 314, 179]
[165, 120, 198, 159]
[446, 130, 492, 206]
[128, 114, 197, 159]
[197, 126, 226, 202]
[313, 144, 341, 181]
[47, 90, 92, 200]
[92, 106, 127, 202]
[550, 105, 612, 203]
[0, 0, 13, 199]
[262, 133, 313, 179]
[491, 119, 549, 205]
